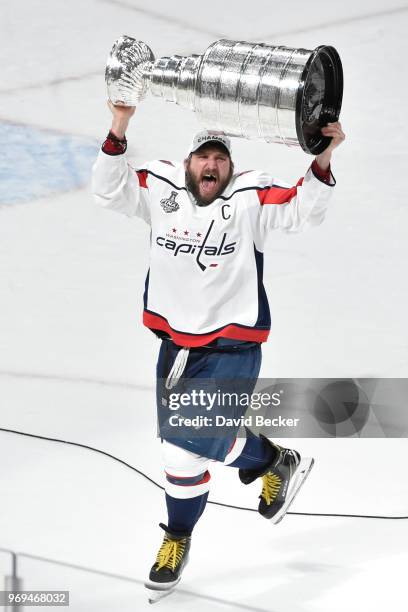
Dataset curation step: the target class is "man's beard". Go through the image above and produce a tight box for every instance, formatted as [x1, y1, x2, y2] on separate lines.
[185, 164, 234, 206]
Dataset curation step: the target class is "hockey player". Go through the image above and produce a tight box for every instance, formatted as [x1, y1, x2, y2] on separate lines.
[92, 102, 345, 601]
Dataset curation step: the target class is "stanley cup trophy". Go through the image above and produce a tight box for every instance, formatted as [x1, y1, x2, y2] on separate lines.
[105, 36, 343, 155]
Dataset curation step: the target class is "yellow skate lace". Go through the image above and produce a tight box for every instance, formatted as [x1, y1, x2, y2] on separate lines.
[156, 535, 187, 571]
[261, 472, 282, 505]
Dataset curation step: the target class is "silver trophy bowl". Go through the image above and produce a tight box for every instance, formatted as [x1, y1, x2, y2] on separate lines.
[106, 36, 343, 155]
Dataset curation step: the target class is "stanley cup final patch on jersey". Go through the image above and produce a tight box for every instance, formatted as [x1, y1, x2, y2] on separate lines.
[160, 191, 180, 213]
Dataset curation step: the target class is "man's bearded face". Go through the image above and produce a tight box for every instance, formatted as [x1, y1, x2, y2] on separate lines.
[185, 143, 233, 206]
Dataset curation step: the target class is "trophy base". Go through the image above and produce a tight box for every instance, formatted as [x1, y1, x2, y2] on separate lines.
[296, 45, 343, 155]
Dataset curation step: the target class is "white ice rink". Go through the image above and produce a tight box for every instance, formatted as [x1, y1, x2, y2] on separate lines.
[1, 0, 408, 610]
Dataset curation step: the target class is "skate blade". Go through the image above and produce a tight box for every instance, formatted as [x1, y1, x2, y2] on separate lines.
[270, 457, 314, 525]
[147, 588, 174, 604]
[145, 579, 180, 604]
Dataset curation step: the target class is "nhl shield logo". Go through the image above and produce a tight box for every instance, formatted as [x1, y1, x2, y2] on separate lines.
[160, 191, 180, 213]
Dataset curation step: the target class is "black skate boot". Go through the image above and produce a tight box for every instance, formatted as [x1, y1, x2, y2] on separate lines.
[145, 523, 191, 603]
[239, 435, 314, 524]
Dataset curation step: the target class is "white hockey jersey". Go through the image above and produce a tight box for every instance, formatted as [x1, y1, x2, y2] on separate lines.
[92, 151, 335, 347]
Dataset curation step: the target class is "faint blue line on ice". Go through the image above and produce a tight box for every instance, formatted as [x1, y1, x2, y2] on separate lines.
[0, 370, 153, 392]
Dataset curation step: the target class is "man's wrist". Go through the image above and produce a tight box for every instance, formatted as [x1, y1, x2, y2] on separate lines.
[311, 158, 332, 184]
[110, 119, 129, 140]
[315, 144, 335, 171]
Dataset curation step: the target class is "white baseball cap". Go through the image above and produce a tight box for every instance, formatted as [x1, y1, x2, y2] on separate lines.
[188, 129, 232, 157]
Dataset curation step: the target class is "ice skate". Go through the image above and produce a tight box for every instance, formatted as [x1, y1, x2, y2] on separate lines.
[145, 523, 191, 604]
[239, 436, 314, 524]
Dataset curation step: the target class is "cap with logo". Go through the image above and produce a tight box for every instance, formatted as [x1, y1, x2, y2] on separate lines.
[188, 129, 232, 157]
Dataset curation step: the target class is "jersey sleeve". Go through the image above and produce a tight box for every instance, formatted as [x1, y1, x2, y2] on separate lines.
[91, 150, 151, 224]
[247, 161, 336, 241]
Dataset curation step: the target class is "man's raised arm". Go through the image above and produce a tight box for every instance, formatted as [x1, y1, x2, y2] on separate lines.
[91, 103, 151, 223]
[250, 122, 345, 235]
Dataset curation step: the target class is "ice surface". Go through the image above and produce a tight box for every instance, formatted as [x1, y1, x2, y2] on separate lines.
[1, 1, 407, 610]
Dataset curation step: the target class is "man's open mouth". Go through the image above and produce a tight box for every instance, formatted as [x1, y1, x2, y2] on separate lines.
[201, 173, 218, 194]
